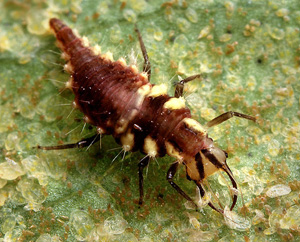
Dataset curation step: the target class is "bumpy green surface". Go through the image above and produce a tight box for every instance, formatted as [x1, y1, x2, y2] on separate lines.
[0, 0, 300, 241]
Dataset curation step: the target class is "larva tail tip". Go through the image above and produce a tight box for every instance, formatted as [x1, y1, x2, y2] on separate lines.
[49, 18, 65, 33]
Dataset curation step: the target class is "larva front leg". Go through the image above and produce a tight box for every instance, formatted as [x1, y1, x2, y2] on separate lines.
[205, 111, 256, 128]
[167, 162, 198, 208]
[174, 74, 202, 98]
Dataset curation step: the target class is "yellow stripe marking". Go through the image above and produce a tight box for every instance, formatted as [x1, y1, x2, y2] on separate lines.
[148, 84, 168, 98]
[81, 36, 89, 47]
[140, 72, 148, 81]
[136, 84, 151, 106]
[118, 57, 127, 67]
[102, 51, 114, 61]
[144, 136, 158, 157]
[130, 65, 138, 74]
[163, 97, 186, 110]
[91, 44, 101, 55]
[165, 141, 183, 161]
[183, 118, 207, 136]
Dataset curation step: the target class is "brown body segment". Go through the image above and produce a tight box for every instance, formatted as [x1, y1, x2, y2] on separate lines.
[47, 18, 256, 214]
[49, 18, 197, 157]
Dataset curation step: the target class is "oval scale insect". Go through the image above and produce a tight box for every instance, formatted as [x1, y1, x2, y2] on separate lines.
[39, 18, 256, 214]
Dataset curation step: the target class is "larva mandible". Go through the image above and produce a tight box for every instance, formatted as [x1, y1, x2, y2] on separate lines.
[40, 18, 256, 214]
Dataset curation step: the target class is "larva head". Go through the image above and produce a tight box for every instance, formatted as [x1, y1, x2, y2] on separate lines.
[186, 143, 238, 211]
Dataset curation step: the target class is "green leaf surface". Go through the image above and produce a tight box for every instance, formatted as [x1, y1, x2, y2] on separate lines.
[1, 0, 300, 241]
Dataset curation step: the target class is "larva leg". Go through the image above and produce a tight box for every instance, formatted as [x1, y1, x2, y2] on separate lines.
[174, 74, 202, 98]
[138, 156, 150, 205]
[167, 162, 198, 208]
[205, 111, 256, 128]
[195, 181, 223, 214]
[134, 25, 151, 81]
[37, 134, 100, 150]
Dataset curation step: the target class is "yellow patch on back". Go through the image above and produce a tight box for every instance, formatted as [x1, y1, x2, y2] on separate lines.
[183, 118, 207, 136]
[140, 72, 148, 81]
[91, 44, 101, 55]
[130, 65, 139, 74]
[73, 29, 80, 38]
[102, 51, 114, 61]
[137, 83, 151, 95]
[118, 57, 127, 67]
[143, 136, 158, 157]
[135, 84, 151, 107]
[81, 36, 89, 47]
[163, 97, 186, 110]
[148, 84, 168, 98]
[165, 141, 183, 161]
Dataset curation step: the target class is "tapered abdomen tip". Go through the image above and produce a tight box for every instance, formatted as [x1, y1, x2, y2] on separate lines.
[49, 18, 66, 33]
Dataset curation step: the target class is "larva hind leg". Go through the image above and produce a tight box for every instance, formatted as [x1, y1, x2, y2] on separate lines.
[134, 25, 151, 81]
[174, 74, 202, 98]
[36, 134, 100, 150]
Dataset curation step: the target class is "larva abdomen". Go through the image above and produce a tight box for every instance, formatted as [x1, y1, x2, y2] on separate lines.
[49, 18, 179, 149]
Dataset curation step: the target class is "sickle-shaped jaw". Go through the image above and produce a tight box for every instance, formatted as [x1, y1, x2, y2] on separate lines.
[194, 166, 238, 214]
[194, 180, 224, 214]
[222, 165, 238, 210]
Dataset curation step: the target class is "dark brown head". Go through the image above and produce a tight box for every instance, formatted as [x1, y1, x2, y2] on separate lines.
[185, 144, 238, 213]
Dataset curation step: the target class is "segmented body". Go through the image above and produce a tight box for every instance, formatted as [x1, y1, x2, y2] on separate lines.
[49, 18, 256, 212]
[50, 18, 214, 179]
